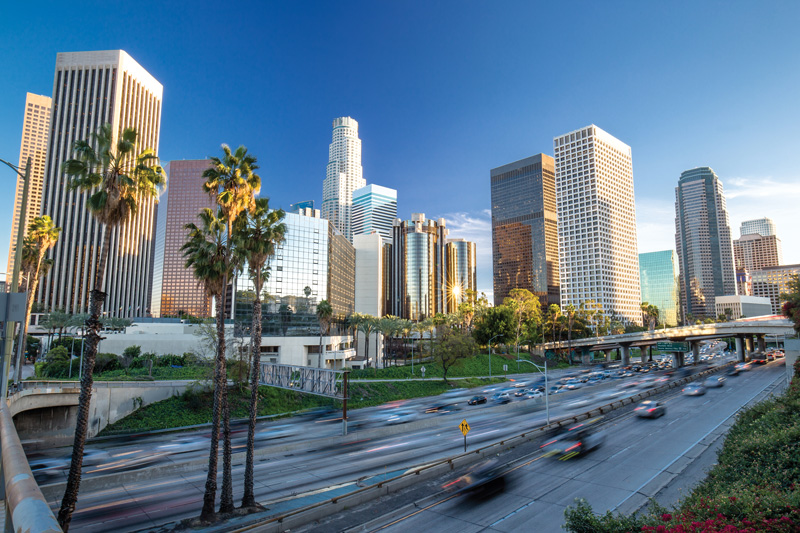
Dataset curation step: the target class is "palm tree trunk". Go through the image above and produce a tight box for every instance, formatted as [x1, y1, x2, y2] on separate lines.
[14, 255, 43, 384]
[363, 330, 369, 368]
[200, 291, 225, 522]
[243, 279, 263, 508]
[57, 226, 111, 532]
[219, 275, 233, 514]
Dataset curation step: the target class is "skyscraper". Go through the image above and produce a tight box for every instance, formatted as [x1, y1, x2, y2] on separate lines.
[352, 184, 397, 245]
[674, 167, 736, 321]
[39, 50, 163, 317]
[740, 217, 776, 237]
[322, 117, 365, 242]
[554, 125, 641, 325]
[446, 238, 477, 313]
[150, 160, 216, 318]
[638, 250, 679, 326]
[490, 154, 559, 307]
[6, 93, 52, 278]
[750, 264, 800, 315]
[733, 233, 783, 272]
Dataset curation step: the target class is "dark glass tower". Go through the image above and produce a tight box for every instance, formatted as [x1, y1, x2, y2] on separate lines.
[490, 154, 559, 306]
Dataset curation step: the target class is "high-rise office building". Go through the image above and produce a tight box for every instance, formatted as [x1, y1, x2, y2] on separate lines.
[733, 233, 783, 272]
[740, 217, 776, 237]
[38, 50, 163, 317]
[490, 154, 559, 307]
[389, 214, 449, 320]
[750, 264, 800, 315]
[638, 250, 679, 326]
[674, 167, 736, 321]
[352, 184, 397, 245]
[150, 160, 216, 318]
[322, 117, 365, 242]
[446, 238, 477, 313]
[6, 93, 52, 278]
[554, 125, 641, 325]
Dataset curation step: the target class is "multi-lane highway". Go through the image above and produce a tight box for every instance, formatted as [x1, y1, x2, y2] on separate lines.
[30, 359, 784, 532]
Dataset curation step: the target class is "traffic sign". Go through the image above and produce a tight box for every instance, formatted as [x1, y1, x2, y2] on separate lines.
[656, 341, 689, 352]
[420, 366, 426, 377]
[459, 419, 470, 436]
[503, 364, 508, 372]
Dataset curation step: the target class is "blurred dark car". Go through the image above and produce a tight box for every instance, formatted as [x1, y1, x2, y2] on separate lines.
[540, 419, 605, 459]
[442, 458, 507, 495]
[704, 376, 726, 388]
[467, 395, 487, 406]
[634, 400, 666, 418]
[683, 384, 706, 396]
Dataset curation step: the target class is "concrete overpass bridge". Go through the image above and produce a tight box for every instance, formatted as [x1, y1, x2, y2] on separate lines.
[537, 316, 794, 366]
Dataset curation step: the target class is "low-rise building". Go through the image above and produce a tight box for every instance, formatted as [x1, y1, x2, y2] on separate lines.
[714, 295, 773, 321]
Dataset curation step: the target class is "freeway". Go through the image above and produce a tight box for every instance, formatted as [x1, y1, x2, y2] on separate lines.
[30, 359, 741, 531]
[321, 361, 787, 533]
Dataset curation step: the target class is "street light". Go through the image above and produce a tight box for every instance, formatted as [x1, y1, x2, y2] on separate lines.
[487, 334, 503, 379]
[515, 358, 550, 424]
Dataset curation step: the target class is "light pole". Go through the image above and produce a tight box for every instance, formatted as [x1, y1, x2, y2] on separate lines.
[515, 358, 550, 424]
[487, 334, 503, 379]
[1, 156, 31, 397]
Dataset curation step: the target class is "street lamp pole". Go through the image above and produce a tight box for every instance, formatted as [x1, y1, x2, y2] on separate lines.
[487, 334, 503, 379]
[1, 157, 31, 396]
[515, 358, 550, 424]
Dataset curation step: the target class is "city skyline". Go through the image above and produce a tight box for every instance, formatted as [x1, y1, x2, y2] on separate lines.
[2, 3, 800, 303]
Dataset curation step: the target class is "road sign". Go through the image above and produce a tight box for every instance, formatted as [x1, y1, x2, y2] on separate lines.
[503, 364, 508, 372]
[459, 419, 470, 436]
[420, 366, 426, 377]
[656, 341, 689, 352]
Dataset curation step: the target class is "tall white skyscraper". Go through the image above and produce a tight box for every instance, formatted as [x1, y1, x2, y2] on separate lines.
[6, 93, 52, 278]
[352, 184, 397, 245]
[554, 125, 642, 325]
[39, 50, 163, 317]
[322, 117, 365, 241]
[740, 217, 777, 237]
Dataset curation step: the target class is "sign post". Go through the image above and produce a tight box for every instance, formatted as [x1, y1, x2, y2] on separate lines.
[459, 419, 470, 452]
[420, 366, 426, 378]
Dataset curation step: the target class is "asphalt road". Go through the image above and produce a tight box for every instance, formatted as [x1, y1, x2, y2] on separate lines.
[341, 361, 786, 533]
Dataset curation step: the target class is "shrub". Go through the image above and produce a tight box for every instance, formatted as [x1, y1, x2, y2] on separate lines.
[157, 354, 186, 367]
[123, 345, 142, 359]
[47, 345, 69, 362]
[94, 353, 120, 373]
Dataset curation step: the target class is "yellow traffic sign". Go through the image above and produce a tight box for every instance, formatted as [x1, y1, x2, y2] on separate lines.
[459, 419, 470, 436]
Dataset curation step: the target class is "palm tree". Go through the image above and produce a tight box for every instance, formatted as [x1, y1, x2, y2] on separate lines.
[57, 123, 164, 531]
[564, 304, 577, 364]
[202, 144, 260, 516]
[15, 216, 61, 384]
[355, 315, 374, 368]
[316, 300, 334, 368]
[379, 316, 401, 368]
[234, 199, 285, 509]
[182, 208, 228, 521]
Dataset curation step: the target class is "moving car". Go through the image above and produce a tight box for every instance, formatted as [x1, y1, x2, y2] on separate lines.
[683, 384, 706, 396]
[467, 395, 487, 406]
[540, 420, 605, 459]
[634, 400, 666, 418]
[492, 392, 512, 404]
[704, 375, 726, 388]
[442, 458, 507, 494]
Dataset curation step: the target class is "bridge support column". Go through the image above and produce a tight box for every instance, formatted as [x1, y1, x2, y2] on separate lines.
[758, 335, 767, 353]
[621, 345, 631, 366]
[735, 336, 745, 362]
[673, 352, 685, 368]
[691, 341, 701, 365]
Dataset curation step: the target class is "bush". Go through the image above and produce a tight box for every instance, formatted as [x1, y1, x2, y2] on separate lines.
[157, 354, 186, 367]
[47, 345, 69, 362]
[123, 345, 142, 359]
[94, 353, 120, 373]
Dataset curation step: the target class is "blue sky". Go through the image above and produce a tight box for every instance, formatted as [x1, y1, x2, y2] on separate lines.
[1, 1, 799, 299]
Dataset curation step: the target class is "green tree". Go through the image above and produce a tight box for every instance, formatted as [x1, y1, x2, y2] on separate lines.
[472, 305, 515, 346]
[233, 197, 285, 509]
[435, 325, 477, 383]
[780, 276, 800, 334]
[316, 300, 334, 368]
[503, 288, 542, 356]
[57, 123, 164, 531]
[15, 216, 61, 383]
[640, 302, 659, 331]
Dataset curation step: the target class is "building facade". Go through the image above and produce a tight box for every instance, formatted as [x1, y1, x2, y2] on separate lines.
[638, 250, 679, 326]
[150, 160, 216, 318]
[733, 233, 783, 272]
[674, 167, 737, 321]
[490, 154, 559, 307]
[321, 117, 365, 242]
[352, 184, 397, 245]
[7, 93, 52, 279]
[554, 125, 641, 325]
[446, 238, 477, 312]
[714, 295, 772, 321]
[740, 217, 776, 237]
[751, 264, 800, 315]
[38, 50, 162, 317]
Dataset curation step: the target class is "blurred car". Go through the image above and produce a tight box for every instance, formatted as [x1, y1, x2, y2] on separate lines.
[385, 409, 419, 425]
[565, 398, 592, 410]
[442, 388, 469, 399]
[442, 458, 507, 494]
[524, 391, 544, 400]
[157, 436, 208, 455]
[514, 388, 531, 397]
[704, 376, 726, 388]
[735, 363, 751, 372]
[253, 424, 299, 441]
[492, 392, 512, 404]
[683, 384, 706, 396]
[540, 420, 605, 459]
[424, 402, 459, 414]
[726, 365, 740, 376]
[28, 456, 68, 482]
[634, 400, 666, 418]
[467, 395, 487, 406]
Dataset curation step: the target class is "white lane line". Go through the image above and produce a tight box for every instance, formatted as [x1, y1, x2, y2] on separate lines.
[611, 372, 784, 512]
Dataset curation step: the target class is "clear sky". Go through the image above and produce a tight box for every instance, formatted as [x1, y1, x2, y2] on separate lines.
[1, 1, 799, 300]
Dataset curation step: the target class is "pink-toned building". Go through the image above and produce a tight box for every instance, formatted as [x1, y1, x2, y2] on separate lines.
[150, 159, 215, 317]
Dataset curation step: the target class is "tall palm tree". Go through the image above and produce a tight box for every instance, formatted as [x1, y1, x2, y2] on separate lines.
[316, 300, 334, 368]
[15, 216, 61, 384]
[57, 123, 164, 531]
[356, 315, 375, 368]
[202, 144, 260, 515]
[379, 316, 401, 368]
[347, 313, 365, 359]
[182, 208, 228, 521]
[234, 198, 285, 509]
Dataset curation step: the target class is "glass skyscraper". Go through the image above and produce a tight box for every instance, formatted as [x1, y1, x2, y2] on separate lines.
[352, 184, 397, 245]
[446, 238, 477, 312]
[322, 117, 365, 242]
[674, 167, 736, 321]
[740, 217, 776, 237]
[490, 154, 559, 306]
[638, 250, 679, 326]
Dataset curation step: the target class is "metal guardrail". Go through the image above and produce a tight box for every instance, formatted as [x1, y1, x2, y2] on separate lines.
[232, 362, 733, 532]
[0, 401, 62, 532]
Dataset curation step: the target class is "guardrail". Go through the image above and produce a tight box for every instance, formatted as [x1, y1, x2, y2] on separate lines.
[232, 362, 733, 532]
[0, 400, 62, 532]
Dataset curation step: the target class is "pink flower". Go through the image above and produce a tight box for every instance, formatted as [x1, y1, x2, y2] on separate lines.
[661, 513, 672, 522]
